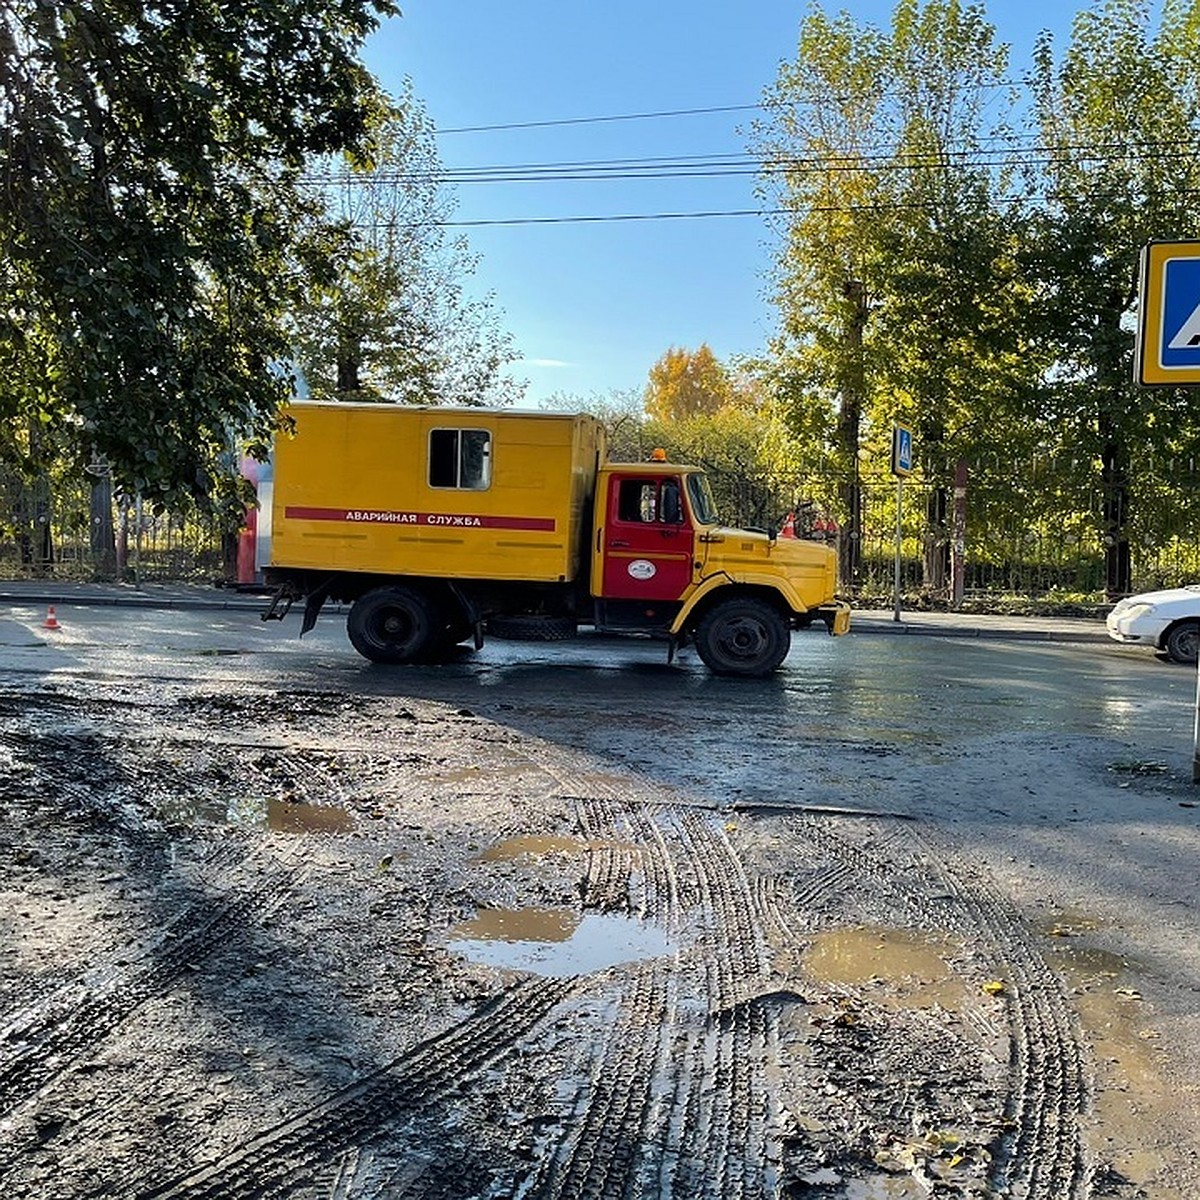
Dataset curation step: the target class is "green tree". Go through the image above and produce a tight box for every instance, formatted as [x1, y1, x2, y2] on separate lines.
[1026, 0, 1200, 596]
[292, 85, 522, 407]
[0, 0, 395, 505]
[755, 0, 1031, 590]
[754, 6, 892, 584]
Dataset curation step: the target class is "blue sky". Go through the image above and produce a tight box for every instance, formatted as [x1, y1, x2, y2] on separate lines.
[363, 2, 1082, 407]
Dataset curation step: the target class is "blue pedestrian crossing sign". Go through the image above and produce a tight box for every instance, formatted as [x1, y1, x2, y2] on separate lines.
[1135, 240, 1200, 386]
[891, 424, 914, 477]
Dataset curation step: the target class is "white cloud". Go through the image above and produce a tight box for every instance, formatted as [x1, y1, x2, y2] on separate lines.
[525, 358, 572, 370]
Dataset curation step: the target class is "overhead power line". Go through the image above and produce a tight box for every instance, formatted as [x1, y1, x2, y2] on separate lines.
[435, 104, 764, 134]
[382, 185, 1197, 227]
[426, 209, 779, 227]
[433, 85, 1033, 135]
[301, 139, 1200, 190]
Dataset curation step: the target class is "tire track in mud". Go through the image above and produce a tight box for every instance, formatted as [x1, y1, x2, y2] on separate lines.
[768, 816, 1089, 1200]
[132, 977, 575, 1200]
[316, 1141, 495, 1200]
[527, 793, 778, 1200]
[671, 809, 774, 1200]
[0, 846, 299, 1134]
[912, 833, 1089, 1200]
[527, 799, 674, 1200]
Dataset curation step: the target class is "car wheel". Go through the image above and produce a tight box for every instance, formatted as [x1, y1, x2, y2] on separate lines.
[694, 597, 791, 677]
[1163, 620, 1200, 665]
[347, 586, 439, 664]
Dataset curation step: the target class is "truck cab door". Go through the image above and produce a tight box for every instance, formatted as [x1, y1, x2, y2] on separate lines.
[597, 473, 695, 601]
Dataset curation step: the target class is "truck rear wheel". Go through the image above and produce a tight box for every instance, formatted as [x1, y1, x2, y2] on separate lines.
[694, 597, 791, 677]
[347, 586, 439, 664]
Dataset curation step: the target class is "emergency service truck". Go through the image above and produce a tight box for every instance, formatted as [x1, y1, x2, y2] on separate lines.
[260, 402, 850, 676]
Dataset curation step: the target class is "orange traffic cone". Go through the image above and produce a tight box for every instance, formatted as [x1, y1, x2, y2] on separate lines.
[42, 606, 61, 631]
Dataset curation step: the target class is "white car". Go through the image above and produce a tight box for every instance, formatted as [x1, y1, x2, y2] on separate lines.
[1106, 585, 1200, 664]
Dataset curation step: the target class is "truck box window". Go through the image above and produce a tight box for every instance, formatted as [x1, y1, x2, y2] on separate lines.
[429, 428, 492, 490]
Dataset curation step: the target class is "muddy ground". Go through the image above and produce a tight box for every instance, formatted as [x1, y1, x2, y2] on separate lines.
[1, 614, 1199, 1199]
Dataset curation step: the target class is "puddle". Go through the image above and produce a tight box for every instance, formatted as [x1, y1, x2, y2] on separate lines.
[266, 797, 354, 835]
[801, 926, 967, 1012]
[478, 834, 637, 863]
[1049, 941, 1188, 1199]
[842, 1177, 927, 1198]
[448, 907, 673, 978]
[428, 763, 532, 784]
[1035, 908, 1103, 940]
[479, 835, 591, 862]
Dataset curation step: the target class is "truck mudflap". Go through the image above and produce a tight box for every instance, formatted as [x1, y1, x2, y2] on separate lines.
[260, 578, 330, 637]
[817, 600, 852, 637]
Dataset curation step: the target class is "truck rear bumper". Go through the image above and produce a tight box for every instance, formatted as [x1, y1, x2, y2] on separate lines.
[816, 600, 852, 637]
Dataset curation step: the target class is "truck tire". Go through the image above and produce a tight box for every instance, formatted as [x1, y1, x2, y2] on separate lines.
[694, 596, 791, 677]
[486, 614, 578, 641]
[1163, 619, 1200, 665]
[347, 586, 439, 664]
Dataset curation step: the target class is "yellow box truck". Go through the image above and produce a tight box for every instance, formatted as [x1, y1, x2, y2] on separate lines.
[261, 402, 850, 677]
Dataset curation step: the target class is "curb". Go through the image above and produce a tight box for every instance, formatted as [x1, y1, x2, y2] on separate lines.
[0, 591, 262, 612]
[0, 588, 1113, 645]
[851, 617, 1110, 644]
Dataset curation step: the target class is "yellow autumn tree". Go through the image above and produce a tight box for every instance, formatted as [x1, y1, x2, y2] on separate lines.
[643, 344, 731, 421]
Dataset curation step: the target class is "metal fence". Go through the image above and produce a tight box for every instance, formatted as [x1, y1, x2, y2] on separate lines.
[3, 460, 1199, 601]
[704, 459, 1200, 602]
[0, 473, 227, 584]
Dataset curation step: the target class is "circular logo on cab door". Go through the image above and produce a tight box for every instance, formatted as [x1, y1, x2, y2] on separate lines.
[627, 559, 657, 580]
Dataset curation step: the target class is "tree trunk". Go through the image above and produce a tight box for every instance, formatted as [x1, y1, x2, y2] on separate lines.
[336, 352, 362, 397]
[89, 476, 117, 580]
[838, 280, 868, 591]
[116, 501, 129, 577]
[923, 484, 949, 594]
[1101, 430, 1131, 598]
[30, 478, 53, 576]
[1095, 293, 1133, 599]
[950, 460, 968, 607]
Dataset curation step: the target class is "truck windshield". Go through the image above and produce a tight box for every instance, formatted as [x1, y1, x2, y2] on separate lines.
[686, 473, 719, 525]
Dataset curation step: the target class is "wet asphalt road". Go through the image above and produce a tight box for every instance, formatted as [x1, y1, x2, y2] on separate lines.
[0, 600, 1193, 766]
[5, 599, 1200, 1198]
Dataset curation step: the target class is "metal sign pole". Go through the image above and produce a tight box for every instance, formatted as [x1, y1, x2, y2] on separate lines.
[1194, 653, 1200, 783]
[893, 478, 902, 623]
[890, 423, 912, 623]
[1134, 243, 1200, 783]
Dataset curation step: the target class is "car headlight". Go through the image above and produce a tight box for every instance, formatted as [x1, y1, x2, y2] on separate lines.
[1121, 603, 1154, 620]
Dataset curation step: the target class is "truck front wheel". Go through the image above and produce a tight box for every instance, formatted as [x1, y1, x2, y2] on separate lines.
[347, 586, 439, 664]
[694, 597, 791, 677]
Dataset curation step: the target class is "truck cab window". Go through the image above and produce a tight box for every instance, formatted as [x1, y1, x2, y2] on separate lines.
[429, 428, 492, 490]
[618, 479, 659, 522]
[616, 477, 685, 524]
[686, 473, 719, 525]
[661, 479, 683, 524]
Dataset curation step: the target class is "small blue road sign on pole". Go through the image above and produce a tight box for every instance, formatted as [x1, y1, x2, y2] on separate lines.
[1136, 240, 1200, 385]
[891, 425, 913, 478]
